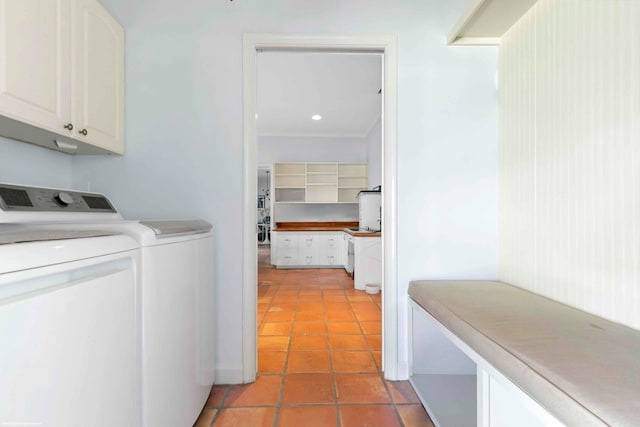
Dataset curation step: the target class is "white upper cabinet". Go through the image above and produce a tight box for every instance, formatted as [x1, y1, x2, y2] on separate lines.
[72, 0, 124, 153]
[0, 0, 71, 132]
[0, 0, 124, 154]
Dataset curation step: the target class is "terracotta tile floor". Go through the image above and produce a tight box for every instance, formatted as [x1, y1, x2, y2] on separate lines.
[194, 246, 434, 427]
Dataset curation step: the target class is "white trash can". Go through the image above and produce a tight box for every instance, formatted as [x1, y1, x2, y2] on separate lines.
[365, 283, 381, 294]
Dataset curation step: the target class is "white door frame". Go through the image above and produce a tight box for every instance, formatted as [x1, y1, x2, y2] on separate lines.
[242, 33, 399, 383]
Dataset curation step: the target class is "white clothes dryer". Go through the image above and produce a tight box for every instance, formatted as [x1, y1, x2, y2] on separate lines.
[111, 219, 215, 427]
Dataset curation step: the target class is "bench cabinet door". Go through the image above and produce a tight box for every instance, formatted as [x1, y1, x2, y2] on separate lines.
[479, 368, 563, 427]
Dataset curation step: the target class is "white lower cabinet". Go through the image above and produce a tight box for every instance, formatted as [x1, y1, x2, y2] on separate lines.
[276, 248, 298, 266]
[299, 250, 317, 266]
[299, 234, 316, 250]
[277, 233, 298, 249]
[319, 234, 341, 266]
[272, 231, 344, 268]
[342, 233, 350, 269]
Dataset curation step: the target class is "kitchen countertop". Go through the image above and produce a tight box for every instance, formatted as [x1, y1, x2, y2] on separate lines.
[273, 221, 358, 232]
[272, 222, 381, 237]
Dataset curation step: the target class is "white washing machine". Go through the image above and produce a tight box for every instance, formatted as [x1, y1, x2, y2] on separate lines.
[0, 185, 141, 427]
[116, 219, 215, 427]
[0, 184, 215, 427]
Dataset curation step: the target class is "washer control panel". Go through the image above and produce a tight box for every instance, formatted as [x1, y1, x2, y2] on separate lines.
[0, 184, 116, 213]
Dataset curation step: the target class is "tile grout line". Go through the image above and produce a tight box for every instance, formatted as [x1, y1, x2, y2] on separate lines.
[209, 249, 413, 426]
[206, 385, 232, 427]
[326, 281, 343, 427]
[271, 277, 291, 427]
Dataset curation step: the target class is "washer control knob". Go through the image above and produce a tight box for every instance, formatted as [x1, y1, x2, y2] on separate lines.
[55, 192, 74, 206]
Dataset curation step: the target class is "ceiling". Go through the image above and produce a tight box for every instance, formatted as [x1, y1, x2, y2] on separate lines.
[256, 51, 382, 138]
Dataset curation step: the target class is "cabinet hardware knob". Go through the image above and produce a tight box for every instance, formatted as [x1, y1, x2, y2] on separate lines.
[79, 129, 88, 136]
[64, 123, 74, 131]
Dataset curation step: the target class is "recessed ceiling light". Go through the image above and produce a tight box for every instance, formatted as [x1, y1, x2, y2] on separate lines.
[311, 114, 322, 121]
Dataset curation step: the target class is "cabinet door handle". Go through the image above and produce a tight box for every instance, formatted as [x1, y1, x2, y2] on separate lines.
[79, 129, 88, 136]
[305, 256, 312, 264]
[328, 256, 334, 264]
[64, 123, 74, 131]
[328, 239, 335, 245]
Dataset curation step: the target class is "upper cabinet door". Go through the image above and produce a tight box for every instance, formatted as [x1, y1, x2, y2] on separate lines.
[72, 0, 124, 154]
[0, 0, 71, 133]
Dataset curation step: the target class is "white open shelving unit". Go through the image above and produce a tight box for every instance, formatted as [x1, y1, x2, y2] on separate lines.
[274, 163, 306, 203]
[274, 162, 368, 204]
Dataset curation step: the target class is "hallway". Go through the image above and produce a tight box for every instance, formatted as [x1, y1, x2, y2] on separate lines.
[195, 246, 433, 426]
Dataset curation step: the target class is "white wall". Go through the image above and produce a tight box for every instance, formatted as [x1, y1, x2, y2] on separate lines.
[258, 135, 367, 164]
[72, 0, 498, 382]
[366, 119, 382, 188]
[499, 0, 640, 329]
[274, 204, 358, 223]
[0, 136, 73, 189]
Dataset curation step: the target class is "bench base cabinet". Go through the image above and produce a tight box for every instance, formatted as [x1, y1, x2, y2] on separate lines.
[272, 231, 344, 268]
[409, 300, 563, 427]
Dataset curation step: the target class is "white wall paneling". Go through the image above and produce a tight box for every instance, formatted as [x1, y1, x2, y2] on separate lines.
[499, 0, 640, 329]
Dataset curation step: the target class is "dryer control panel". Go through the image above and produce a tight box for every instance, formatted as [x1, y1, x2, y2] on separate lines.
[0, 184, 117, 213]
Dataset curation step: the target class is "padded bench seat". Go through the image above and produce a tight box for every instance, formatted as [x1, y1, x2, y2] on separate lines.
[408, 280, 640, 427]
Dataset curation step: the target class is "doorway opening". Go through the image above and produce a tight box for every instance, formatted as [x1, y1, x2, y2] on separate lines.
[243, 34, 399, 383]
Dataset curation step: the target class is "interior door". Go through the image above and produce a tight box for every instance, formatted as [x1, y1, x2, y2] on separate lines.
[0, 0, 71, 133]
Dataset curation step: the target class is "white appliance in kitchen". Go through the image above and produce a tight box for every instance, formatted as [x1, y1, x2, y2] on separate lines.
[357, 187, 381, 231]
[0, 183, 215, 427]
[0, 184, 141, 427]
[348, 187, 382, 291]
